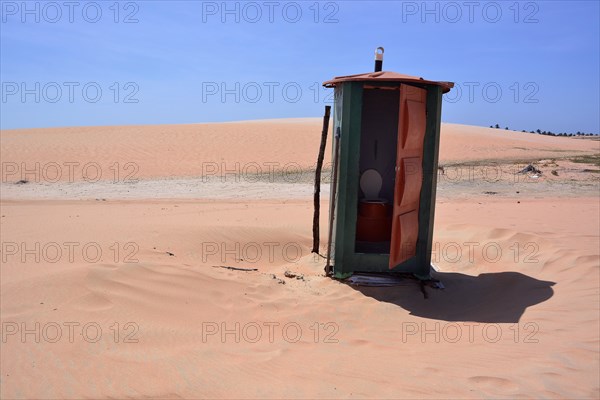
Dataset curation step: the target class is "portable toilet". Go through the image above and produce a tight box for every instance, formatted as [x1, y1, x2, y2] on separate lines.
[323, 48, 453, 279]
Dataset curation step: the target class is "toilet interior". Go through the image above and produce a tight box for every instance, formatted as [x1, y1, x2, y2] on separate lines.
[355, 87, 400, 254]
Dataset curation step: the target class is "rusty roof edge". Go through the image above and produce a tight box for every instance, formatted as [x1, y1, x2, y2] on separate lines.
[322, 71, 454, 92]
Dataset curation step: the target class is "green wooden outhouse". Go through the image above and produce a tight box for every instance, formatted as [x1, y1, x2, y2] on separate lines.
[323, 49, 453, 279]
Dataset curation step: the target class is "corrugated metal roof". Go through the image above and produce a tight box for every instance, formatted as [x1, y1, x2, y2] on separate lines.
[323, 71, 454, 93]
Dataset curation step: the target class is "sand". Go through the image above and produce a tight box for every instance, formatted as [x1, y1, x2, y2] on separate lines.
[1, 120, 597, 183]
[1, 120, 599, 399]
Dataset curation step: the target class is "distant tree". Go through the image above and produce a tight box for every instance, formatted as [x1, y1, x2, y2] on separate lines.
[505, 127, 509, 130]
[522, 130, 526, 132]
[536, 129, 541, 134]
[490, 125, 493, 128]
[530, 130, 535, 134]
[577, 131, 581, 135]
[568, 133, 573, 137]
[495, 124, 500, 129]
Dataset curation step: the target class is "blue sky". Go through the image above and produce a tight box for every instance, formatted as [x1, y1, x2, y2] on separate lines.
[1, 0, 599, 133]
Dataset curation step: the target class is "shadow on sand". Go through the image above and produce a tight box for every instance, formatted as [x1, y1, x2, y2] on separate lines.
[350, 271, 555, 323]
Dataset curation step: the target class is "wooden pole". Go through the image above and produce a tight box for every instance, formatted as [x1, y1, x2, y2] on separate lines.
[312, 105, 331, 254]
[325, 127, 340, 276]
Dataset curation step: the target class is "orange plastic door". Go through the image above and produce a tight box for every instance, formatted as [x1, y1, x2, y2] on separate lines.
[389, 84, 427, 268]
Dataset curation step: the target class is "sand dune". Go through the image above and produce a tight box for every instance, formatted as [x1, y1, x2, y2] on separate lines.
[439, 123, 598, 164]
[1, 120, 597, 182]
[1, 120, 598, 399]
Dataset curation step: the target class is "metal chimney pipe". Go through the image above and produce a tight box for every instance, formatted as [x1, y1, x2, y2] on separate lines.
[374, 47, 384, 72]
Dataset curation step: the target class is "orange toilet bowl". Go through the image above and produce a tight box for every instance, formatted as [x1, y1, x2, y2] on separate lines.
[356, 200, 392, 242]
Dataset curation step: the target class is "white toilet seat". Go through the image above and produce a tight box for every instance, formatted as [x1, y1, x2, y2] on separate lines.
[360, 169, 383, 200]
